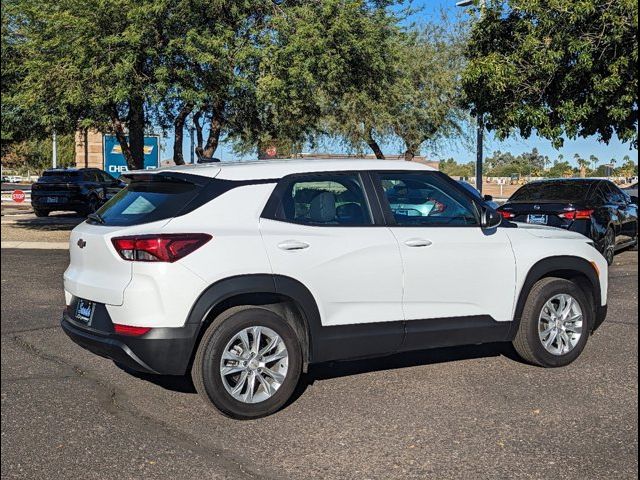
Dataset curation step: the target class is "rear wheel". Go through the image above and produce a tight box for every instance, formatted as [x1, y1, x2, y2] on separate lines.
[33, 208, 49, 217]
[192, 306, 302, 419]
[513, 277, 591, 367]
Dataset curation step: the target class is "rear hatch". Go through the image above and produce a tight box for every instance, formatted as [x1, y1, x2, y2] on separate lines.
[499, 202, 585, 228]
[63, 171, 213, 305]
[499, 180, 598, 228]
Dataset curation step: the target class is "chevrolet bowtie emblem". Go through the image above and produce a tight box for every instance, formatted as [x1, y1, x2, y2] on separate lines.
[77, 238, 87, 249]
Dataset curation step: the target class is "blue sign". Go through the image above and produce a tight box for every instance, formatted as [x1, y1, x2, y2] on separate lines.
[103, 135, 160, 177]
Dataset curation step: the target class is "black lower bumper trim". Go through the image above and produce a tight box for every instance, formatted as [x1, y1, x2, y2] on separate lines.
[592, 305, 608, 332]
[61, 313, 200, 375]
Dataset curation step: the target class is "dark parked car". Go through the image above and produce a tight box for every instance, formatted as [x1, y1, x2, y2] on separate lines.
[457, 180, 500, 209]
[31, 168, 124, 217]
[498, 178, 638, 265]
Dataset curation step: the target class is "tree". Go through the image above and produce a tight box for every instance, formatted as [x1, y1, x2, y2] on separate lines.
[4, 0, 172, 169]
[324, 17, 469, 160]
[462, 0, 638, 149]
[547, 160, 574, 178]
[387, 23, 468, 161]
[439, 158, 474, 177]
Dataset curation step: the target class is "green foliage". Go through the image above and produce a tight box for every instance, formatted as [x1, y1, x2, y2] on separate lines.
[462, 0, 638, 148]
[439, 158, 475, 177]
[321, 14, 470, 159]
[2, 134, 75, 174]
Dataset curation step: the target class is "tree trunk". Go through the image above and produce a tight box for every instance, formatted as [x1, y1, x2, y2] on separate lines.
[172, 103, 193, 165]
[127, 96, 145, 170]
[193, 109, 205, 160]
[403, 144, 420, 162]
[364, 127, 385, 159]
[109, 105, 136, 170]
[201, 102, 225, 159]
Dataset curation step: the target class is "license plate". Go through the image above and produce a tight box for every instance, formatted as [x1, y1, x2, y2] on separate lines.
[528, 214, 548, 225]
[75, 299, 95, 324]
[44, 196, 60, 203]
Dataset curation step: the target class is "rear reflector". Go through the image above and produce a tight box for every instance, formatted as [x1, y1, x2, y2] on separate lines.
[111, 234, 212, 262]
[559, 209, 594, 220]
[113, 324, 152, 336]
[499, 211, 516, 219]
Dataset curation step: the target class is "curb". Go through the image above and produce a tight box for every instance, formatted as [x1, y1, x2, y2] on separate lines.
[1, 241, 69, 250]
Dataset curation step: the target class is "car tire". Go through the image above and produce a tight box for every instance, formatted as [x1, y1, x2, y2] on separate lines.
[600, 227, 616, 266]
[192, 306, 302, 420]
[513, 277, 592, 368]
[34, 208, 49, 217]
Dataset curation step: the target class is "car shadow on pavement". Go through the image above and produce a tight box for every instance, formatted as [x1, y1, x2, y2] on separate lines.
[286, 342, 523, 408]
[113, 342, 522, 404]
[114, 363, 198, 393]
[4, 213, 84, 232]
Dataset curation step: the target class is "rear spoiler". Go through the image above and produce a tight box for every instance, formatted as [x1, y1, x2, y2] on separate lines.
[121, 171, 212, 187]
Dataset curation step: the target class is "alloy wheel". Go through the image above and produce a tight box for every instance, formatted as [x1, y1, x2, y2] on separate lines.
[219, 326, 289, 404]
[538, 293, 584, 356]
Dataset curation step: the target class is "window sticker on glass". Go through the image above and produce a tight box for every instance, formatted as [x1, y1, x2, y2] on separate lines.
[121, 196, 156, 215]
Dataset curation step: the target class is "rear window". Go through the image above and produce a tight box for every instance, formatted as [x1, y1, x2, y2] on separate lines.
[40, 171, 81, 182]
[95, 177, 203, 226]
[510, 181, 594, 202]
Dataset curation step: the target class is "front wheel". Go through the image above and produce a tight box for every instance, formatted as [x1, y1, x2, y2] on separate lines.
[192, 306, 302, 419]
[513, 277, 592, 368]
[601, 227, 616, 266]
[33, 208, 50, 217]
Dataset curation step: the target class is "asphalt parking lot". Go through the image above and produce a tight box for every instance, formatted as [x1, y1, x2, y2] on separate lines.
[1, 247, 638, 479]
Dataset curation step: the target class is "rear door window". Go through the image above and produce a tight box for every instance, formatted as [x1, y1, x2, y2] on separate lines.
[269, 174, 373, 226]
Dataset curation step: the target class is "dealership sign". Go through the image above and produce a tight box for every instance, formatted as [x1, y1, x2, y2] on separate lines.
[103, 135, 160, 177]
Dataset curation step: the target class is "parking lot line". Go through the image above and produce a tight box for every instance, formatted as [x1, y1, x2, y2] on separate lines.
[1, 241, 68, 250]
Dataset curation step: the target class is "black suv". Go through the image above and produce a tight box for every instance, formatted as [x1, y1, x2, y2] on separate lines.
[31, 168, 124, 217]
[498, 178, 638, 265]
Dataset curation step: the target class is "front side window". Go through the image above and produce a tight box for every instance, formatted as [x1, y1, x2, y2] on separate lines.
[376, 172, 478, 226]
[273, 174, 373, 226]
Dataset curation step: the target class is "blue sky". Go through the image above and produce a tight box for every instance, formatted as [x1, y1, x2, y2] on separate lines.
[163, 0, 638, 166]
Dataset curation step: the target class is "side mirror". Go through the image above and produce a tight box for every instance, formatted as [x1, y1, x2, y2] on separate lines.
[480, 206, 502, 229]
[483, 194, 494, 202]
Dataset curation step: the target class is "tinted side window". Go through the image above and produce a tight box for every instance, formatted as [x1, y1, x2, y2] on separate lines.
[82, 171, 99, 182]
[377, 172, 478, 226]
[273, 174, 372, 226]
[600, 182, 625, 204]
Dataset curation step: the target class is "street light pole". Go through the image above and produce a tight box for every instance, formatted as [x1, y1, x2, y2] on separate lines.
[476, 114, 484, 193]
[458, 0, 486, 194]
[52, 131, 58, 169]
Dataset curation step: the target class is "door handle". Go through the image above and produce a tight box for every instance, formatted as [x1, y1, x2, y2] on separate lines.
[277, 240, 310, 251]
[404, 238, 433, 248]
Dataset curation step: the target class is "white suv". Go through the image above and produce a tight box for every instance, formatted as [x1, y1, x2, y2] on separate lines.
[62, 159, 608, 419]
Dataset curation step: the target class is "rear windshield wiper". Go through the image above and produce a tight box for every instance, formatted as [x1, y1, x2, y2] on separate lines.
[87, 212, 105, 224]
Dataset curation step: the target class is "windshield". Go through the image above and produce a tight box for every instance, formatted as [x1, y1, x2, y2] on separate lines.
[510, 181, 594, 202]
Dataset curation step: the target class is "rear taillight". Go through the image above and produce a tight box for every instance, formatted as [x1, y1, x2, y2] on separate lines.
[111, 234, 212, 262]
[113, 324, 152, 336]
[499, 210, 516, 219]
[559, 209, 594, 220]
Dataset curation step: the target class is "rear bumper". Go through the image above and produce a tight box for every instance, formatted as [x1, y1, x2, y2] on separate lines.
[31, 193, 88, 210]
[61, 307, 200, 375]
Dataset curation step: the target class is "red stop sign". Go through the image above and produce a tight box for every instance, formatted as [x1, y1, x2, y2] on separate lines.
[265, 145, 277, 157]
[12, 190, 26, 203]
